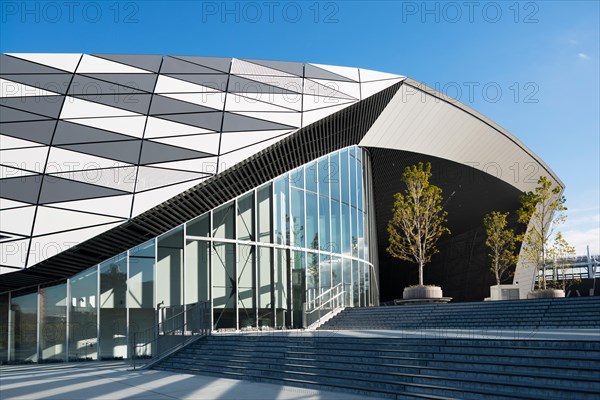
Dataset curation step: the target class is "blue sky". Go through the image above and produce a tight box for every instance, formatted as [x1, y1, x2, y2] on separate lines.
[1, 0, 599, 254]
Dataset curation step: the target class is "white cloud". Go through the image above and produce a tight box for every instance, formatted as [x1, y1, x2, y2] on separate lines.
[578, 52, 590, 60]
[561, 227, 600, 256]
[567, 206, 599, 214]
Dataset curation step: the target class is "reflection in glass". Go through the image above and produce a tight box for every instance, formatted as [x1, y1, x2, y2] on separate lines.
[274, 177, 289, 245]
[318, 196, 330, 252]
[357, 156, 364, 212]
[343, 258, 352, 306]
[352, 260, 359, 307]
[289, 167, 304, 189]
[257, 246, 273, 327]
[291, 250, 305, 328]
[185, 240, 209, 305]
[340, 149, 349, 205]
[305, 192, 318, 250]
[358, 210, 365, 260]
[100, 254, 127, 309]
[364, 264, 371, 307]
[342, 203, 351, 254]
[0, 294, 8, 363]
[257, 184, 272, 243]
[129, 240, 155, 309]
[213, 242, 236, 330]
[69, 267, 98, 361]
[360, 263, 367, 307]
[187, 213, 210, 237]
[274, 249, 288, 328]
[157, 227, 183, 307]
[100, 253, 127, 360]
[213, 202, 234, 239]
[350, 147, 357, 208]
[331, 256, 342, 287]
[237, 193, 254, 241]
[331, 200, 341, 254]
[351, 206, 358, 257]
[128, 239, 155, 357]
[291, 188, 305, 248]
[319, 254, 332, 299]
[305, 161, 317, 193]
[40, 283, 67, 362]
[238, 245, 256, 328]
[329, 153, 340, 200]
[306, 251, 320, 303]
[11, 292, 38, 363]
[318, 157, 329, 197]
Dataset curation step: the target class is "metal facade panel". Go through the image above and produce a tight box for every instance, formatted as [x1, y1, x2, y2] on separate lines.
[359, 83, 563, 193]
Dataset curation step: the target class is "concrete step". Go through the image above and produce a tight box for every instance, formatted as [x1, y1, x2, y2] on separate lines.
[188, 343, 600, 368]
[206, 335, 600, 348]
[153, 297, 600, 399]
[165, 350, 600, 387]
[198, 337, 600, 357]
[157, 356, 598, 400]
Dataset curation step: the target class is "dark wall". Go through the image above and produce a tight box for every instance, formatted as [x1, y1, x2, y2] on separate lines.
[368, 148, 525, 302]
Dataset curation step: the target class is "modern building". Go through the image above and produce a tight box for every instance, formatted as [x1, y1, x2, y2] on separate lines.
[0, 54, 563, 363]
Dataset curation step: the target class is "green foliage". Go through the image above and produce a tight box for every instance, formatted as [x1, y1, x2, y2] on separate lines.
[387, 162, 450, 286]
[547, 232, 579, 291]
[517, 176, 567, 290]
[483, 211, 517, 285]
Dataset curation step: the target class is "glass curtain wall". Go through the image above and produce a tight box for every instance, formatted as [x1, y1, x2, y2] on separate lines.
[0, 294, 8, 363]
[99, 253, 127, 360]
[0, 145, 376, 363]
[69, 267, 98, 361]
[128, 240, 155, 357]
[183, 146, 374, 330]
[39, 282, 67, 362]
[10, 290, 38, 363]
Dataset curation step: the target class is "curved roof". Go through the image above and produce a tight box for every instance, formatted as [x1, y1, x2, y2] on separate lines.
[360, 78, 563, 193]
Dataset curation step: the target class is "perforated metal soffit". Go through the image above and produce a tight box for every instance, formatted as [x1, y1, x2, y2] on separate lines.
[0, 81, 402, 291]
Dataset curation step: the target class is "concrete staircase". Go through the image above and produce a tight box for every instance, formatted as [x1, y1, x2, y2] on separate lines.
[154, 297, 600, 399]
[155, 334, 600, 399]
[320, 297, 600, 330]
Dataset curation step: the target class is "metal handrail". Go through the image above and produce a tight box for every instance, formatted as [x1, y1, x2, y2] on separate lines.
[304, 283, 348, 329]
[306, 283, 345, 315]
[306, 282, 345, 311]
[130, 301, 211, 370]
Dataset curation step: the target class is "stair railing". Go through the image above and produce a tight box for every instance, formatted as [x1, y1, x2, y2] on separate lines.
[304, 283, 348, 329]
[130, 300, 211, 370]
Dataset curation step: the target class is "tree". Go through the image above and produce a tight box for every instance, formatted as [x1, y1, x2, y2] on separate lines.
[548, 232, 578, 291]
[387, 162, 450, 286]
[517, 176, 566, 290]
[483, 211, 517, 286]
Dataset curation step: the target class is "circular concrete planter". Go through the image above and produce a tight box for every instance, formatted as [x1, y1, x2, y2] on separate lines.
[403, 286, 443, 300]
[527, 289, 565, 299]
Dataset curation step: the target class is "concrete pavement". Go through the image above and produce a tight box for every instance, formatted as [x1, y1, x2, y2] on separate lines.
[0, 361, 366, 400]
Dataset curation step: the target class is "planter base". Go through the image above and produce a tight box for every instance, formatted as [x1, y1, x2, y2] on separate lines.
[489, 284, 521, 301]
[393, 297, 452, 306]
[403, 285, 443, 300]
[527, 289, 565, 299]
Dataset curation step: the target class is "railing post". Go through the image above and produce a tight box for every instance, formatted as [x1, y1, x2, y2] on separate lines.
[132, 332, 136, 370]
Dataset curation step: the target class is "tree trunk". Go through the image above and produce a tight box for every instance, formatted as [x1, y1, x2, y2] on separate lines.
[542, 264, 546, 290]
[494, 257, 500, 286]
[418, 260, 424, 286]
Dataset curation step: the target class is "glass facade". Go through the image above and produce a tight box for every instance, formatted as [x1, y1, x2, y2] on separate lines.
[40, 283, 67, 362]
[0, 146, 376, 363]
